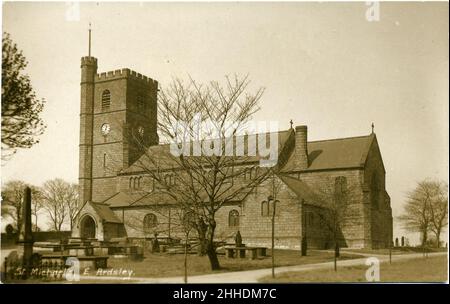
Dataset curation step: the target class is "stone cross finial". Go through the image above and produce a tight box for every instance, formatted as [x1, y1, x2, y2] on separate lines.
[290, 119, 293, 129]
[371, 122, 374, 134]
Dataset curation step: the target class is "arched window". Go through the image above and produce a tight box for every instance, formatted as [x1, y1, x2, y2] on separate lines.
[101, 90, 111, 111]
[261, 201, 269, 217]
[229, 210, 239, 227]
[143, 213, 158, 233]
[262, 200, 278, 216]
[248, 168, 253, 180]
[132, 177, 138, 190]
[164, 174, 175, 186]
[103, 153, 107, 169]
[129, 177, 133, 189]
[371, 172, 379, 209]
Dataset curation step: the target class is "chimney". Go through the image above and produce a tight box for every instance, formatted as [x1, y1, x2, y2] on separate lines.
[295, 125, 308, 170]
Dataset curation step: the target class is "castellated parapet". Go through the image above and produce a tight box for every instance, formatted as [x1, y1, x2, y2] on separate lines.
[95, 68, 158, 88]
[81, 56, 98, 66]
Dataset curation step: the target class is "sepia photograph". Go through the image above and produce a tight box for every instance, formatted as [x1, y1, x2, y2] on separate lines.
[0, 0, 448, 290]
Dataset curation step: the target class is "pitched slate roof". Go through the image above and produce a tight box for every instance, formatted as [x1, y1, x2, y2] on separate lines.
[282, 133, 375, 172]
[104, 183, 252, 208]
[120, 130, 294, 175]
[101, 130, 376, 208]
[89, 202, 122, 223]
[101, 191, 176, 208]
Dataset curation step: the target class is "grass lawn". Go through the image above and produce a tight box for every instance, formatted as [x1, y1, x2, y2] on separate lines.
[104, 249, 360, 278]
[259, 254, 448, 283]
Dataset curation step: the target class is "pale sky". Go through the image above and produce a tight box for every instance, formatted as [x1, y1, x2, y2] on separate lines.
[1, 1, 449, 243]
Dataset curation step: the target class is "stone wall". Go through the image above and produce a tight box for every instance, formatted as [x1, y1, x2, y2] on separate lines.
[110, 175, 332, 250]
[295, 168, 368, 248]
[363, 137, 393, 248]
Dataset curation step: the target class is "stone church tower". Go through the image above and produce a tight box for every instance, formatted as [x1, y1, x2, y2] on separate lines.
[78, 55, 159, 206]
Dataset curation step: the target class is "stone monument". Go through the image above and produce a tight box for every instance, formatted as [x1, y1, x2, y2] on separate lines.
[18, 187, 34, 278]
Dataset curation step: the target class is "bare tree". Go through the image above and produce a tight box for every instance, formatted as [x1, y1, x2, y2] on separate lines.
[30, 186, 44, 231]
[130, 75, 271, 270]
[268, 172, 283, 278]
[41, 179, 72, 231]
[2, 32, 46, 162]
[65, 183, 79, 231]
[1, 180, 27, 233]
[429, 181, 448, 248]
[1, 180, 42, 233]
[313, 176, 360, 271]
[402, 180, 449, 248]
[398, 180, 445, 247]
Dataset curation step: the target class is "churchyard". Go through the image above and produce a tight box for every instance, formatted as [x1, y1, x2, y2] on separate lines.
[1, 242, 362, 283]
[1, 186, 446, 284]
[105, 249, 359, 279]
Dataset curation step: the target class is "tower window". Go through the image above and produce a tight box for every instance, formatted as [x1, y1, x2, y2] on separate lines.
[102, 90, 111, 111]
[137, 94, 145, 111]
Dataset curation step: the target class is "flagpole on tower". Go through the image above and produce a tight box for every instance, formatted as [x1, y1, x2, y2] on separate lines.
[88, 22, 91, 57]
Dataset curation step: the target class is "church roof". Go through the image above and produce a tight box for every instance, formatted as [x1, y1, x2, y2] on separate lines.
[120, 129, 294, 175]
[89, 202, 122, 223]
[101, 191, 177, 208]
[123, 130, 375, 175]
[282, 133, 375, 172]
[103, 184, 251, 208]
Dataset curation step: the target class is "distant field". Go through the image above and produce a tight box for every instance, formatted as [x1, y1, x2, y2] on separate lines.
[259, 254, 448, 283]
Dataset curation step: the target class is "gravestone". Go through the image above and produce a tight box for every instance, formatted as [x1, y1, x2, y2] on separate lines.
[395, 237, 399, 247]
[18, 187, 34, 278]
[152, 232, 160, 253]
[235, 230, 242, 247]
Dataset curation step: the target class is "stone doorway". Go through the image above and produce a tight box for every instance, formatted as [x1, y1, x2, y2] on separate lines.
[80, 215, 96, 239]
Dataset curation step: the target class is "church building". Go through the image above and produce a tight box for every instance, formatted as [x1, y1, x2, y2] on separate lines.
[73, 54, 393, 250]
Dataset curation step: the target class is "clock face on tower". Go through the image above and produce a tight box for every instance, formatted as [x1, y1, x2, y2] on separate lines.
[101, 123, 111, 135]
